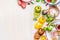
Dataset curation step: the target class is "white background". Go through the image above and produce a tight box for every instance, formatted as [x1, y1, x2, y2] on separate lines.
[0, 0, 60, 40]
[0, 0, 33, 40]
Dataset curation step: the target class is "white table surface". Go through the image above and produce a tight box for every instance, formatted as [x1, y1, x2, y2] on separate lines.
[0, 0, 60, 40]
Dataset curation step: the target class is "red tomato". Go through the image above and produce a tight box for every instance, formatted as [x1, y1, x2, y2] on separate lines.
[47, 0, 51, 2]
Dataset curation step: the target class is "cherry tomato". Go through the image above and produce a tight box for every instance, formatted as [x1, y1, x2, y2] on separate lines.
[38, 28, 45, 35]
[34, 32, 40, 39]
[38, 16, 46, 24]
[34, 22, 43, 29]
[40, 35, 47, 40]
[47, 0, 51, 3]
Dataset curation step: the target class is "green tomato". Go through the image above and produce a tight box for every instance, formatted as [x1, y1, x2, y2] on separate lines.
[34, 6, 41, 13]
[46, 27, 52, 32]
[46, 18, 53, 24]
[49, 17, 53, 21]
[46, 16, 53, 22]
[46, 18, 50, 22]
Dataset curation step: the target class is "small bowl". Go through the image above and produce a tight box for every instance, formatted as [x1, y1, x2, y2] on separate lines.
[56, 25, 60, 31]
[53, 19, 60, 31]
[45, 0, 60, 5]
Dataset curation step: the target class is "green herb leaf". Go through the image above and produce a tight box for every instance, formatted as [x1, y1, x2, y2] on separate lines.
[31, 2, 34, 4]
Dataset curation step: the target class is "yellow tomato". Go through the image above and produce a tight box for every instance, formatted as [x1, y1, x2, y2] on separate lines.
[38, 16, 46, 24]
[34, 22, 43, 29]
[40, 35, 46, 40]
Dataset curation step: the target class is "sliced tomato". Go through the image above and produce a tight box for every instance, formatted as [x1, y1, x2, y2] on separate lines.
[18, 0, 27, 9]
